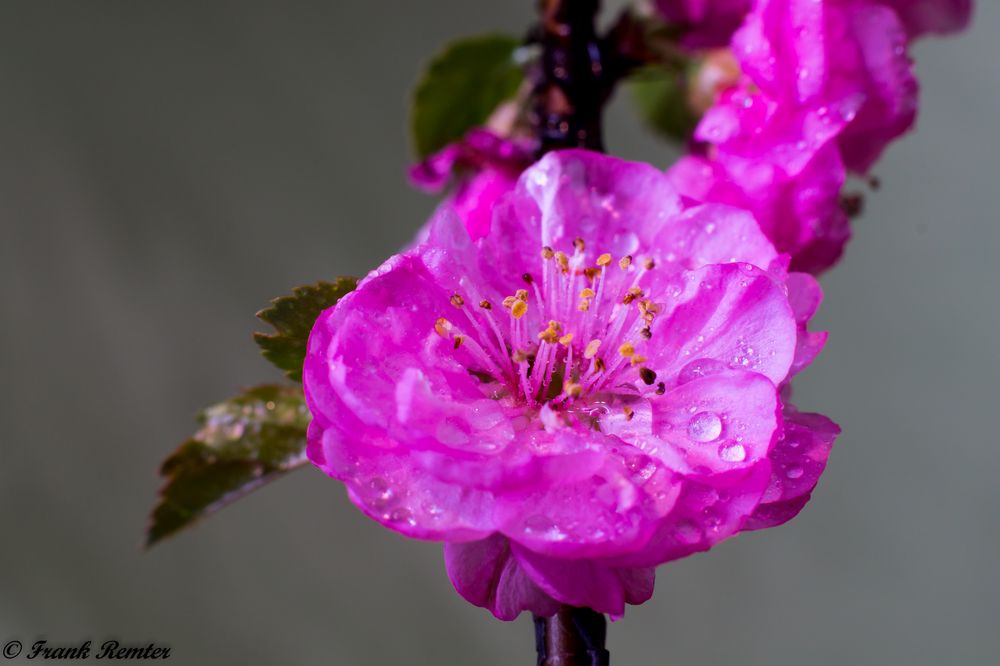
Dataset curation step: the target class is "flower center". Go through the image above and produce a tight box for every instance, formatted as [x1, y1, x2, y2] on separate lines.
[434, 238, 666, 420]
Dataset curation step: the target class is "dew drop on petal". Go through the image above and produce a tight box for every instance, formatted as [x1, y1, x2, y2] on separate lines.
[786, 466, 804, 479]
[688, 411, 723, 442]
[718, 442, 746, 462]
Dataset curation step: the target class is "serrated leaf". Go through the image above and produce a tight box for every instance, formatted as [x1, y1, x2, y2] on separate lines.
[628, 65, 698, 143]
[254, 278, 357, 382]
[410, 34, 524, 158]
[147, 384, 311, 547]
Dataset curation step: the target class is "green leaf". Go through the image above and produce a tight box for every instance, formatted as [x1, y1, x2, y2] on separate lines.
[628, 65, 698, 143]
[147, 385, 312, 547]
[410, 34, 524, 158]
[254, 278, 357, 382]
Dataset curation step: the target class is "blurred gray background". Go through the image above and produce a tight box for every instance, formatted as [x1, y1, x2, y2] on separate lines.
[2, 2, 997, 665]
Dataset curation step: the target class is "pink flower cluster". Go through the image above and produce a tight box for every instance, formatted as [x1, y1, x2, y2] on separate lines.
[662, 0, 971, 273]
[303, 0, 970, 622]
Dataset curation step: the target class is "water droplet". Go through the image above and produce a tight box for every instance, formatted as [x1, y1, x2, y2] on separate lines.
[719, 442, 746, 462]
[786, 466, 804, 479]
[688, 412, 723, 442]
[389, 507, 417, 526]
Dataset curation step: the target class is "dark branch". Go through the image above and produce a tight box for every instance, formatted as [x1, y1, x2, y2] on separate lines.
[534, 606, 609, 666]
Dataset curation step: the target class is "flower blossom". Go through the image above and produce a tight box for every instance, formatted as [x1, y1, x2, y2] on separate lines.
[305, 150, 837, 619]
[409, 129, 533, 241]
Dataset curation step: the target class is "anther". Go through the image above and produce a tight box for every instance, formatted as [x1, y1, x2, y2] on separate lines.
[623, 406, 635, 421]
[522, 273, 533, 284]
[453, 336, 464, 350]
[554, 251, 570, 271]
[564, 381, 583, 398]
[541, 246, 555, 260]
[639, 367, 657, 385]
[584, 339, 601, 359]
[479, 299, 492, 310]
[619, 342, 635, 358]
[578, 299, 591, 312]
[434, 318, 452, 338]
[573, 238, 585, 252]
[596, 253, 612, 267]
[594, 357, 606, 372]
[619, 255, 633, 270]
[583, 267, 600, 281]
[643, 257, 656, 270]
[558, 333, 574, 346]
[515, 289, 529, 302]
[655, 382, 666, 395]
[579, 288, 595, 299]
[630, 355, 648, 366]
[511, 300, 528, 319]
[502, 296, 516, 309]
[450, 294, 465, 308]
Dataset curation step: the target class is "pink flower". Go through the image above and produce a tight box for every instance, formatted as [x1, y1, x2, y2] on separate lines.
[668, 144, 851, 274]
[653, 0, 752, 48]
[714, 0, 918, 174]
[884, 0, 973, 37]
[409, 129, 533, 241]
[305, 150, 837, 619]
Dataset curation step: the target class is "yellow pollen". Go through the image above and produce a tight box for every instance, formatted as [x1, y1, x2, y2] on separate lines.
[479, 299, 492, 310]
[558, 333, 574, 346]
[596, 253, 612, 267]
[623, 406, 635, 421]
[622, 286, 644, 305]
[619, 342, 635, 357]
[515, 289, 529, 302]
[619, 255, 633, 270]
[434, 318, 452, 338]
[564, 381, 584, 398]
[450, 294, 464, 308]
[630, 355, 648, 366]
[579, 288, 596, 299]
[511, 300, 528, 319]
[502, 296, 517, 309]
[541, 246, 555, 260]
[584, 339, 601, 359]
[583, 267, 600, 282]
[554, 251, 570, 271]
[640, 327, 652, 339]
[577, 299, 591, 312]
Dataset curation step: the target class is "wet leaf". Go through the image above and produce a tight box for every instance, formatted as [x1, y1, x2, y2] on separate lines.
[147, 385, 311, 547]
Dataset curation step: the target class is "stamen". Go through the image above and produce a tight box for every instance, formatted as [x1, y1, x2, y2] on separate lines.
[450, 294, 465, 308]
[623, 406, 635, 421]
[655, 382, 666, 395]
[541, 246, 555, 260]
[522, 273, 533, 284]
[619, 255, 632, 270]
[502, 296, 516, 309]
[573, 237, 585, 252]
[515, 289, 529, 302]
[479, 299, 492, 310]
[584, 339, 601, 359]
[630, 355, 648, 366]
[435, 318, 452, 338]
[554, 251, 569, 272]
[558, 333, 574, 346]
[639, 367, 657, 385]
[619, 342, 635, 358]
[596, 253, 612, 267]
[511, 300, 528, 319]
[454, 336, 464, 350]
[579, 288, 595, 299]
